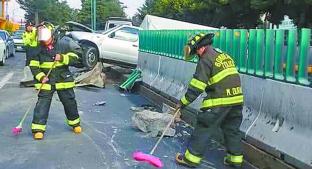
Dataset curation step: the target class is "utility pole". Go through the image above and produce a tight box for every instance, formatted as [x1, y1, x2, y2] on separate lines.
[35, 10, 39, 25]
[91, 0, 96, 30]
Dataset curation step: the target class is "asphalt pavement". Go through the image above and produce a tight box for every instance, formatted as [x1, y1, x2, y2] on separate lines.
[0, 52, 255, 169]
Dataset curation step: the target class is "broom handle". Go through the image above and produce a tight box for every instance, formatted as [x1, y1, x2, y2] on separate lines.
[150, 108, 181, 155]
[18, 61, 57, 126]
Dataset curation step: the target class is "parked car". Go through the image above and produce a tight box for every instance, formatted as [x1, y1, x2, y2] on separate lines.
[12, 30, 24, 51]
[69, 24, 140, 69]
[0, 30, 15, 58]
[0, 37, 7, 66]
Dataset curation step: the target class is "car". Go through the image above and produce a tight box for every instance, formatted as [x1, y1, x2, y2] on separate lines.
[12, 30, 24, 51]
[0, 37, 7, 66]
[0, 30, 15, 58]
[69, 25, 140, 69]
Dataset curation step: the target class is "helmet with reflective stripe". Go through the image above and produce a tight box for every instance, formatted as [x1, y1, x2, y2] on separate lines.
[184, 33, 214, 61]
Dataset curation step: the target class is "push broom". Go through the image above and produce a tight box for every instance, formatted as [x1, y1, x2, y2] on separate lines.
[133, 107, 181, 168]
[12, 61, 57, 135]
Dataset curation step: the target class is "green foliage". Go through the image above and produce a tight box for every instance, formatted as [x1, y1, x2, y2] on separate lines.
[17, 0, 75, 25]
[136, 0, 312, 28]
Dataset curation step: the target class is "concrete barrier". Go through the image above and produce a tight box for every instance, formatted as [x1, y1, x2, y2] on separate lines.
[138, 52, 312, 169]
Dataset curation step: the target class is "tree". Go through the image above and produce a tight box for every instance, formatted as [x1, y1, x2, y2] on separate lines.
[250, 0, 312, 28]
[135, 0, 260, 28]
[134, 0, 156, 22]
[135, 0, 312, 28]
[77, 0, 125, 29]
[17, 0, 75, 25]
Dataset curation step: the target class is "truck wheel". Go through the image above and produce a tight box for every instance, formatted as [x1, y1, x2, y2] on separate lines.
[82, 46, 98, 70]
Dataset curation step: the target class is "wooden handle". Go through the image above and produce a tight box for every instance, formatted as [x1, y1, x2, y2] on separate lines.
[150, 108, 180, 155]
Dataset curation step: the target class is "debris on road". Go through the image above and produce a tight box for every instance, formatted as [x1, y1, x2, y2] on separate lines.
[131, 109, 176, 137]
[75, 63, 106, 88]
[130, 104, 157, 112]
[93, 100, 106, 106]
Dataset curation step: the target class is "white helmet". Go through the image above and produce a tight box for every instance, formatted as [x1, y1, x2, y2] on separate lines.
[37, 27, 52, 42]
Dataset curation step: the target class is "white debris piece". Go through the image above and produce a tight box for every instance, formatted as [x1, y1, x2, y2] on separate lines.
[132, 110, 176, 137]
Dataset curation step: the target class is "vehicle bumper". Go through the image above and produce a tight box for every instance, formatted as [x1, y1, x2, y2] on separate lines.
[14, 44, 25, 51]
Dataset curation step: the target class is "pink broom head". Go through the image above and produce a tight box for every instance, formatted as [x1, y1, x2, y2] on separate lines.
[12, 127, 22, 135]
[132, 151, 163, 168]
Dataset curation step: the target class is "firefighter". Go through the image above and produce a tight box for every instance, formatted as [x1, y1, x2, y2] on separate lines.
[29, 24, 82, 140]
[175, 33, 244, 168]
[20, 22, 39, 86]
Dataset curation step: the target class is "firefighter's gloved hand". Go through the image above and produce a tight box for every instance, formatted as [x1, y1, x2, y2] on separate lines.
[41, 77, 49, 84]
[54, 54, 62, 61]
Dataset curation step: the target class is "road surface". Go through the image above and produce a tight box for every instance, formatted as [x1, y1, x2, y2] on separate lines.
[0, 52, 255, 169]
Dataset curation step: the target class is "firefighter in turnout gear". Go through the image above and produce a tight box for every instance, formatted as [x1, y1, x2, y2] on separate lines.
[23, 22, 38, 65]
[175, 33, 244, 168]
[29, 24, 82, 140]
[20, 22, 39, 87]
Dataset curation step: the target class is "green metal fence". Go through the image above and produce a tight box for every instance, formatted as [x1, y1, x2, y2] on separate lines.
[139, 29, 312, 86]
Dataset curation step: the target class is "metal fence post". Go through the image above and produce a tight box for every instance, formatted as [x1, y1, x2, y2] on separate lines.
[220, 29, 226, 51]
[285, 29, 297, 82]
[255, 29, 265, 76]
[264, 29, 274, 78]
[298, 28, 311, 85]
[247, 29, 256, 75]
[239, 29, 247, 73]
[226, 29, 233, 56]
[233, 29, 240, 66]
[274, 30, 285, 80]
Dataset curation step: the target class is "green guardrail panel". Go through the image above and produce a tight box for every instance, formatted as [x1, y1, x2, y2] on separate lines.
[285, 29, 297, 82]
[177, 30, 184, 60]
[225, 29, 233, 56]
[138, 30, 144, 52]
[146, 31, 152, 53]
[239, 29, 247, 73]
[214, 30, 221, 49]
[181, 30, 189, 60]
[233, 29, 240, 66]
[160, 30, 166, 56]
[164, 31, 171, 57]
[153, 31, 157, 54]
[247, 29, 256, 74]
[274, 30, 285, 80]
[220, 29, 226, 51]
[298, 28, 311, 85]
[172, 30, 179, 59]
[264, 29, 274, 78]
[255, 29, 264, 76]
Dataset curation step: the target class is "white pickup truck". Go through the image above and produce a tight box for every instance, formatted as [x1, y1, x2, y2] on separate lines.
[68, 24, 140, 69]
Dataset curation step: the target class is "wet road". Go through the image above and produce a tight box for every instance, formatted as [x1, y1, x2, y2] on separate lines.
[0, 52, 255, 169]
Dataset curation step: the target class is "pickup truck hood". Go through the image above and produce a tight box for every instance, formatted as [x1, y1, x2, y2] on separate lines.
[69, 31, 105, 45]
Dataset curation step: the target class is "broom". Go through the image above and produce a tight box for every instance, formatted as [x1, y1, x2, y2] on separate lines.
[132, 107, 181, 168]
[12, 61, 57, 135]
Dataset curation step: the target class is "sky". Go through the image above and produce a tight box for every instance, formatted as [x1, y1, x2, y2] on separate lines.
[8, 0, 145, 22]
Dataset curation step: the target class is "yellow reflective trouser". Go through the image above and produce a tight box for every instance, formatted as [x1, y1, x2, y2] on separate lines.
[34, 82, 75, 90]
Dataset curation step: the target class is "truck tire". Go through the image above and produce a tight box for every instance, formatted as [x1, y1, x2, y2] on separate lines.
[82, 46, 98, 70]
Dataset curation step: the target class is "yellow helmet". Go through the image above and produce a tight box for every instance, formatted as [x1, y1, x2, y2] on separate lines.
[184, 33, 214, 61]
